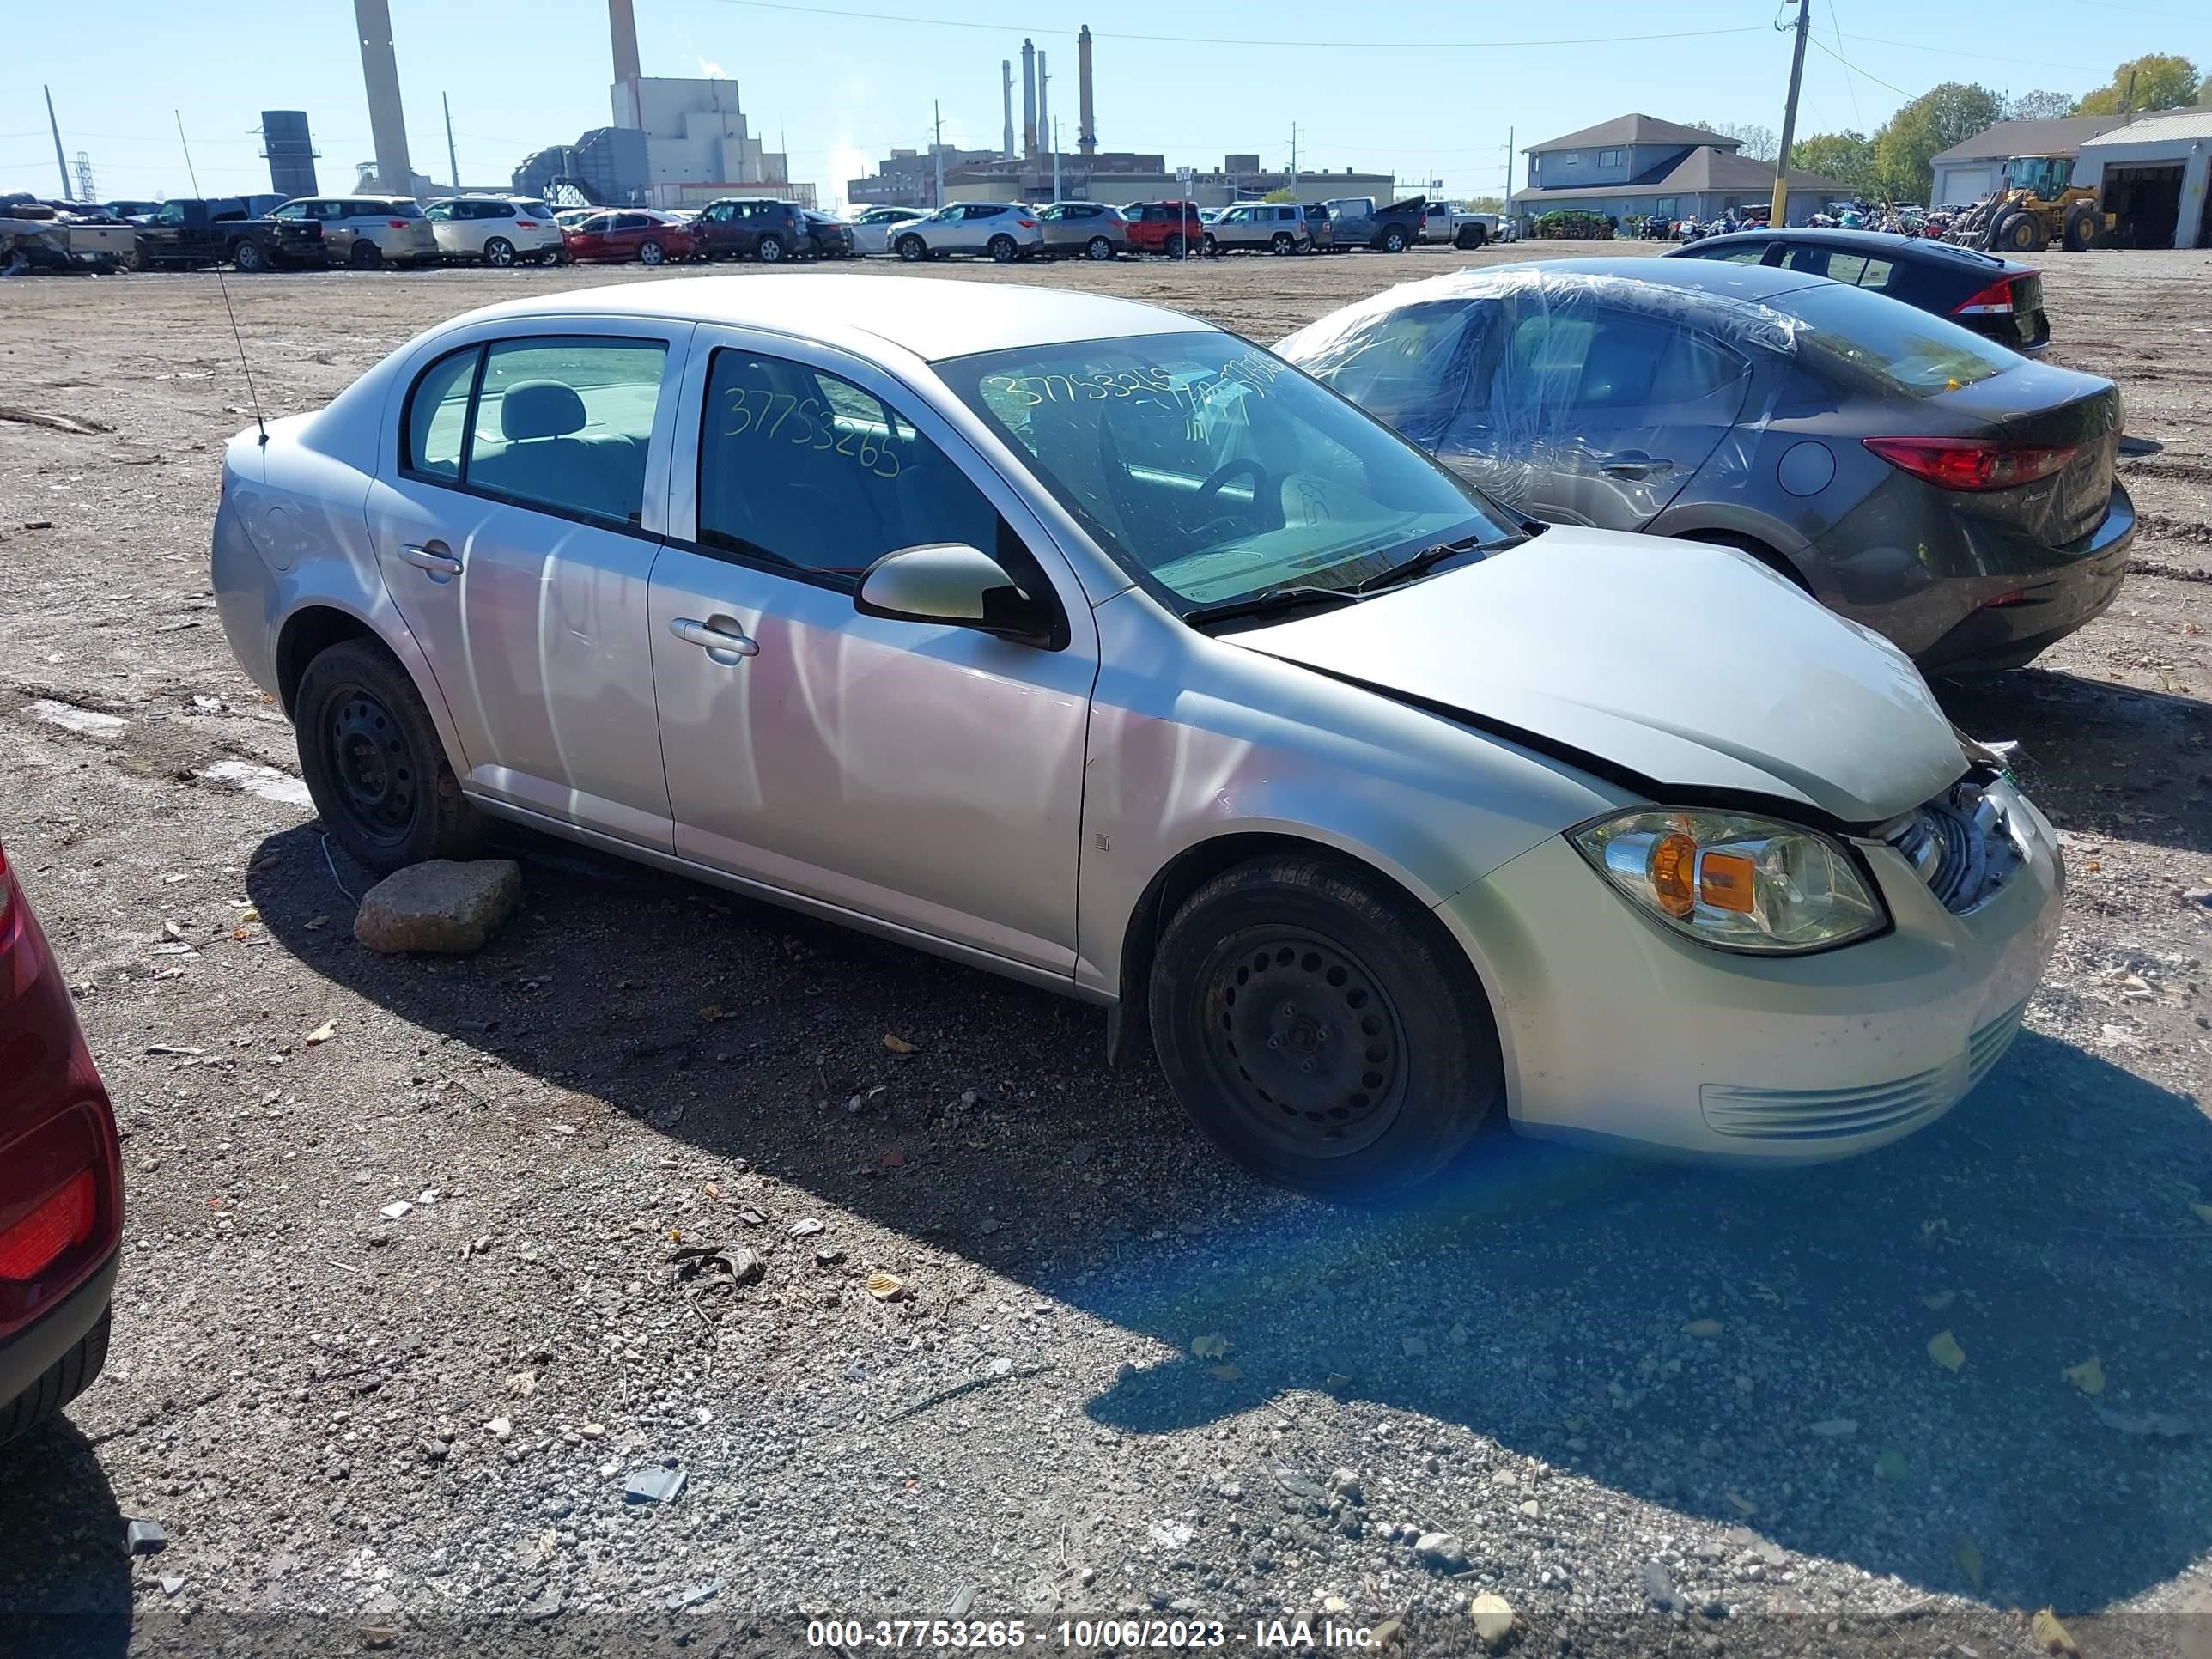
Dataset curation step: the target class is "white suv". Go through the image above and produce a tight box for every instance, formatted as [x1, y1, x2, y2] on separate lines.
[890, 202, 1045, 263]
[425, 197, 565, 266]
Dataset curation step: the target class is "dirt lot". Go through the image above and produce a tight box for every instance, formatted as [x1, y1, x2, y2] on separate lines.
[1, 244, 2209, 1658]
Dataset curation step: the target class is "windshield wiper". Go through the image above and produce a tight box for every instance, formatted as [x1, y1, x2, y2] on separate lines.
[1180, 585, 1360, 629]
[1350, 533, 1495, 595]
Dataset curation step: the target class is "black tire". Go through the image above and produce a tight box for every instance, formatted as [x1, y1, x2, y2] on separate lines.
[483, 235, 515, 267]
[1085, 234, 1114, 260]
[295, 638, 485, 874]
[0, 1309, 109, 1449]
[757, 233, 786, 264]
[1381, 226, 1409, 253]
[1455, 222, 1487, 249]
[988, 233, 1019, 263]
[1202, 233, 1220, 257]
[1270, 231, 1294, 254]
[895, 233, 927, 262]
[1164, 233, 1186, 258]
[1149, 853, 1502, 1200]
[348, 240, 381, 269]
[118, 242, 145, 272]
[229, 238, 269, 273]
[2062, 201, 2100, 253]
[638, 239, 665, 265]
[1996, 211, 2045, 254]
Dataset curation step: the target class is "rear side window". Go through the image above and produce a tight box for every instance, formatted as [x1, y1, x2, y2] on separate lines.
[1507, 311, 1746, 409]
[404, 346, 482, 481]
[696, 348, 999, 588]
[459, 337, 668, 525]
[1780, 283, 2014, 398]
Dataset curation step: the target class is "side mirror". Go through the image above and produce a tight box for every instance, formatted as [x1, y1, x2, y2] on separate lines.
[854, 544, 1058, 647]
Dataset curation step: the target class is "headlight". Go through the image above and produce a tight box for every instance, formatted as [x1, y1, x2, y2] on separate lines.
[1570, 809, 1886, 954]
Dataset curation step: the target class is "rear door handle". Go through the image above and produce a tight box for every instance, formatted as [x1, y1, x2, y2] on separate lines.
[398, 541, 463, 577]
[1599, 453, 1670, 477]
[669, 616, 760, 661]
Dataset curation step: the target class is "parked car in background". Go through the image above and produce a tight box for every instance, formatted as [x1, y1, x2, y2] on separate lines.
[130, 198, 327, 272]
[0, 837, 123, 1448]
[425, 196, 564, 266]
[690, 198, 812, 264]
[562, 208, 697, 265]
[890, 202, 1043, 263]
[1122, 199, 1203, 257]
[553, 208, 598, 233]
[802, 210, 855, 258]
[1300, 204, 1335, 252]
[0, 203, 137, 274]
[1321, 195, 1428, 252]
[270, 197, 439, 268]
[1668, 228, 2051, 353]
[1204, 202, 1313, 256]
[849, 205, 924, 256]
[1036, 201, 1129, 259]
[1279, 258, 2130, 672]
[102, 199, 162, 222]
[211, 275, 2061, 1199]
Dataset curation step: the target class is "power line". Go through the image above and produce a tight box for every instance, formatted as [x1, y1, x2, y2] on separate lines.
[1825, 0, 1863, 126]
[706, 0, 1773, 51]
[1808, 33, 1913, 99]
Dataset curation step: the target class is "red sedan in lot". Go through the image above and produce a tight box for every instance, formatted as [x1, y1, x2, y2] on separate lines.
[0, 837, 122, 1448]
[561, 209, 699, 266]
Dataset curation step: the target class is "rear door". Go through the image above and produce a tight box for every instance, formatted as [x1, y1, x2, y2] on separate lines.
[362, 324, 692, 848]
[647, 328, 1098, 974]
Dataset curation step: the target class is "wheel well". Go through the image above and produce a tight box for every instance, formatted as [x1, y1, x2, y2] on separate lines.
[1671, 529, 1813, 593]
[1108, 831, 1440, 1067]
[276, 607, 378, 716]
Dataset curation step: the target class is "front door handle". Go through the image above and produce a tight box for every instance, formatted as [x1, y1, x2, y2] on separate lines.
[1598, 453, 1670, 478]
[669, 616, 760, 662]
[398, 541, 463, 577]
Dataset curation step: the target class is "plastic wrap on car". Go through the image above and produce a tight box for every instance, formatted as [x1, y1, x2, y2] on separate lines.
[1275, 267, 1808, 521]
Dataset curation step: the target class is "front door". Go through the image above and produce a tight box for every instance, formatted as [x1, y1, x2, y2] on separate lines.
[647, 329, 1097, 975]
[362, 324, 691, 848]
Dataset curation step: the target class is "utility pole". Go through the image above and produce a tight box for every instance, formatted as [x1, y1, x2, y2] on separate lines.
[1770, 0, 1810, 228]
[45, 85, 71, 202]
[442, 92, 460, 190]
[1288, 123, 1298, 198]
[933, 101, 945, 209]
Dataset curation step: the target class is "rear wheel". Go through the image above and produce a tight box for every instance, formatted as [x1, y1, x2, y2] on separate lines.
[1381, 226, 1409, 253]
[228, 238, 269, 273]
[1455, 222, 1488, 249]
[757, 233, 786, 264]
[1164, 232, 1186, 258]
[1149, 854, 1502, 1200]
[0, 1309, 109, 1449]
[483, 235, 515, 267]
[2062, 201, 2101, 252]
[988, 233, 1019, 263]
[1270, 231, 1294, 254]
[638, 239, 665, 265]
[349, 240, 381, 269]
[1085, 234, 1114, 260]
[295, 639, 485, 874]
[895, 233, 927, 262]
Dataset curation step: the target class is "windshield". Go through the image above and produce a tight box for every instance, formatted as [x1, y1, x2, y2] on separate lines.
[942, 331, 1516, 610]
[1776, 282, 2019, 398]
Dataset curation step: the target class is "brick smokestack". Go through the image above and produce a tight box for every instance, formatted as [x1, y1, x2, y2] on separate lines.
[609, 0, 642, 83]
[1078, 26, 1096, 156]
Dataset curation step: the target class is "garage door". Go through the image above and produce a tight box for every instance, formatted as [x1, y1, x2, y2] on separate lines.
[1939, 165, 1996, 207]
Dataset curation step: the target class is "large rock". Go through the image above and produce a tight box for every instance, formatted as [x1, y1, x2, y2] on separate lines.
[355, 860, 520, 955]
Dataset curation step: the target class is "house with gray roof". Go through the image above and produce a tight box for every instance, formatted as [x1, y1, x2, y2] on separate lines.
[1509, 114, 1847, 229]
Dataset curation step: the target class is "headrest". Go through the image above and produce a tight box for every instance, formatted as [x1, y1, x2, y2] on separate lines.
[501, 380, 586, 441]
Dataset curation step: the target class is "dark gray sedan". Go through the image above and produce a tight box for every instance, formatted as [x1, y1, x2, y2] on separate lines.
[1278, 258, 2132, 672]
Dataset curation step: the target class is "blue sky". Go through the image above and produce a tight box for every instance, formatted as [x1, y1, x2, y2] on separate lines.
[9, 0, 2204, 206]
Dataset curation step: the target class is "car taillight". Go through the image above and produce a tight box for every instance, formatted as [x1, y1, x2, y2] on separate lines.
[0, 1169, 94, 1283]
[1952, 276, 2023, 316]
[1016, 219, 1036, 228]
[1863, 436, 2078, 492]
[514, 220, 538, 228]
[387, 220, 410, 229]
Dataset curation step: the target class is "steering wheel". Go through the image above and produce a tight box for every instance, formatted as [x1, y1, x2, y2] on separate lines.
[1194, 458, 1269, 516]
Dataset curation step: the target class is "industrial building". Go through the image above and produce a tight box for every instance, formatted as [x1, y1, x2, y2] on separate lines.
[1928, 114, 2132, 210]
[1509, 114, 1847, 228]
[2071, 106, 2212, 249]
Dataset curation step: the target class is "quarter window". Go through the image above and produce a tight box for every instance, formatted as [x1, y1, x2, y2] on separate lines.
[404, 346, 480, 481]
[459, 337, 667, 525]
[697, 349, 999, 588]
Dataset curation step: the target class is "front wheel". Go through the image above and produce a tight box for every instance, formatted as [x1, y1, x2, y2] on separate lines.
[295, 639, 486, 875]
[1149, 854, 1502, 1200]
[988, 234, 1019, 263]
[1085, 234, 1114, 260]
[483, 235, 515, 266]
[638, 239, 666, 265]
[895, 234, 927, 262]
[1202, 234, 1219, 257]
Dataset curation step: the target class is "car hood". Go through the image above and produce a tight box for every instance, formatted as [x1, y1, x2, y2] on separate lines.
[1230, 526, 1965, 825]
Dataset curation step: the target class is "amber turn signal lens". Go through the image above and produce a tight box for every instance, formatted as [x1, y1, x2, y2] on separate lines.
[1698, 849, 1758, 914]
[1650, 832, 1697, 917]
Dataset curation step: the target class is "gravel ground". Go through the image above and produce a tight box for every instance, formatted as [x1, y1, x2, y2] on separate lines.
[1, 243, 2209, 1659]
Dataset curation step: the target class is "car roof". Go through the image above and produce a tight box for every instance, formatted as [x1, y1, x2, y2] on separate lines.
[1519, 256, 1829, 301]
[1686, 227, 2017, 270]
[441, 275, 1212, 362]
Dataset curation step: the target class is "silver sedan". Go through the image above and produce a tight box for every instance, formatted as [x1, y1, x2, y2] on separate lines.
[210, 276, 2061, 1199]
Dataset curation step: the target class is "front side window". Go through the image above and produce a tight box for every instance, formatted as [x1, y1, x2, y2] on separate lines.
[459, 337, 668, 525]
[697, 349, 998, 588]
[944, 331, 1512, 610]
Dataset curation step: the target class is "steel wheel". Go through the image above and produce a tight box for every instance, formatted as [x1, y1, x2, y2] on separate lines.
[483, 236, 515, 266]
[1193, 926, 1409, 1160]
[324, 686, 422, 854]
[638, 239, 665, 265]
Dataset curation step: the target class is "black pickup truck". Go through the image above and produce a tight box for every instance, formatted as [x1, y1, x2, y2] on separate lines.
[129, 199, 326, 272]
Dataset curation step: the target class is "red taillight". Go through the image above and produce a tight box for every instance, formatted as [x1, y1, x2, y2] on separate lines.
[1863, 436, 2078, 492]
[514, 220, 539, 228]
[1016, 219, 1036, 228]
[1952, 276, 2021, 316]
[0, 1170, 94, 1283]
[388, 219, 410, 229]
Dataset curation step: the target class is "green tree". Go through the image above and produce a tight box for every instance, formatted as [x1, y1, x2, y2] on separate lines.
[1872, 82, 2004, 203]
[1789, 131, 1878, 197]
[1261, 186, 1296, 203]
[1460, 194, 1504, 213]
[2075, 53, 2201, 114]
[2003, 89, 2075, 121]
[1693, 119, 1779, 161]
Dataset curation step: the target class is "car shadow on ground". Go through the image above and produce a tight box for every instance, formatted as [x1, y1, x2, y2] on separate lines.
[250, 820, 2212, 1616]
[1935, 667, 2211, 856]
[0, 1419, 130, 1654]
